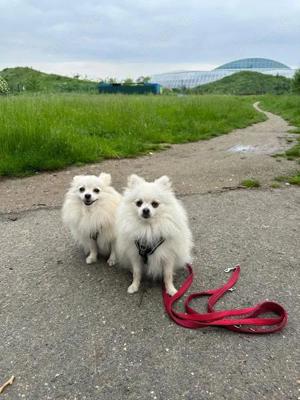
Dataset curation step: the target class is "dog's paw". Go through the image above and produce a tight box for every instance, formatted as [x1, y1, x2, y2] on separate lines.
[86, 254, 97, 264]
[166, 286, 177, 296]
[107, 254, 116, 267]
[127, 283, 139, 294]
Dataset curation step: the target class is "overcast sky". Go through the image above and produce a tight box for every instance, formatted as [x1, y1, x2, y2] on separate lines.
[0, 0, 299, 79]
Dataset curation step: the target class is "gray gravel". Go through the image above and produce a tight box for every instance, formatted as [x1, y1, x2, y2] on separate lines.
[0, 187, 299, 400]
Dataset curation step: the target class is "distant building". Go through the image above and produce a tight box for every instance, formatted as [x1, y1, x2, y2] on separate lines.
[98, 82, 162, 94]
[151, 58, 296, 89]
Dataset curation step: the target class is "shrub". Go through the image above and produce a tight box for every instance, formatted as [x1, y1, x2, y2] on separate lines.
[0, 76, 9, 95]
[292, 69, 300, 94]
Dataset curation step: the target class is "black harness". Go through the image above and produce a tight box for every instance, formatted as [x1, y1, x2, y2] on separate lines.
[90, 231, 99, 241]
[135, 237, 165, 264]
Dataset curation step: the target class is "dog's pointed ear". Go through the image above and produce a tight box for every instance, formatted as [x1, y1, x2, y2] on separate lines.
[127, 174, 145, 188]
[99, 172, 112, 186]
[155, 175, 172, 190]
[72, 175, 82, 184]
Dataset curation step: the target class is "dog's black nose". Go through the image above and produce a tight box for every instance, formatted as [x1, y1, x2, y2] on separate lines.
[85, 193, 91, 200]
[142, 208, 150, 218]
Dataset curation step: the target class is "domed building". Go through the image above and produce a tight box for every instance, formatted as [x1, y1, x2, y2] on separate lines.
[151, 58, 296, 89]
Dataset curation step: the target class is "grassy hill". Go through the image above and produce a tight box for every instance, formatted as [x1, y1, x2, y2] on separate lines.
[191, 71, 292, 95]
[0, 67, 97, 93]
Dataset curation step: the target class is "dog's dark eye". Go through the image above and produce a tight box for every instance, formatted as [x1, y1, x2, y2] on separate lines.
[93, 188, 100, 193]
[136, 200, 143, 207]
[151, 201, 159, 208]
[79, 187, 85, 192]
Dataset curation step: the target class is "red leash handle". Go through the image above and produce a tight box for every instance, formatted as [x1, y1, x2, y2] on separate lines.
[163, 265, 288, 333]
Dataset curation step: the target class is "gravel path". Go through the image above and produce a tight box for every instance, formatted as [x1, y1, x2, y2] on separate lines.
[0, 188, 299, 400]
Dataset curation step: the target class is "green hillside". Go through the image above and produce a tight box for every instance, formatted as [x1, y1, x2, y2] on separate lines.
[192, 71, 292, 95]
[0, 67, 97, 93]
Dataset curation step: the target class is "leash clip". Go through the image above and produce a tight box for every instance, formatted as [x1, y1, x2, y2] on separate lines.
[228, 287, 236, 292]
[224, 266, 237, 273]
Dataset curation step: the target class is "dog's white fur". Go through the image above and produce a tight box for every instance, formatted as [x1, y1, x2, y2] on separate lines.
[115, 174, 193, 295]
[62, 173, 122, 265]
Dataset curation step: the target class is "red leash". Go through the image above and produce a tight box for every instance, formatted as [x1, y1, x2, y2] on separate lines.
[163, 265, 288, 333]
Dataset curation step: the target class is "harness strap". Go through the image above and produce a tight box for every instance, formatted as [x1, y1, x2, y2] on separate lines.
[135, 237, 165, 264]
[90, 231, 99, 241]
[163, 265, 288, 334]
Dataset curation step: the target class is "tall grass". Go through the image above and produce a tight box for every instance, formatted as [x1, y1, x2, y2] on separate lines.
[260, 95, 300, 160]
[0, 94, 265, 176]
[260, 95, 300, 132]
[260, 95, 300, 185]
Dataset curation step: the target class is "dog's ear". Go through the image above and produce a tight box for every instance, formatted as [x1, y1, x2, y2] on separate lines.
[72, 175, 82, 185]
[155, 175, 172, 190]
[99, 172, 112, 186]
[127, 174, 145, 188]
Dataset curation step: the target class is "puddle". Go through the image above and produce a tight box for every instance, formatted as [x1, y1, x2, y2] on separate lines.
[228, 144, 256, 153]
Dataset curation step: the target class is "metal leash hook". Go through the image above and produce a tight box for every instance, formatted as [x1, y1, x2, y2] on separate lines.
[224, 267, 237, 291]
[224, 266, 237, 273]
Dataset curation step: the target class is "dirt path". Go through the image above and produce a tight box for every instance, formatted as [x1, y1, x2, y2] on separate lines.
[0, 102, 298, 214]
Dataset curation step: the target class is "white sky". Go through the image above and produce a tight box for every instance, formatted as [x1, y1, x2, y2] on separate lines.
[0, 0, 299, 79]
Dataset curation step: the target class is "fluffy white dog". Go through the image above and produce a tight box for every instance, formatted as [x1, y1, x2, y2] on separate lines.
[62, 173, 122, 265]
[115, 174, 193, 296]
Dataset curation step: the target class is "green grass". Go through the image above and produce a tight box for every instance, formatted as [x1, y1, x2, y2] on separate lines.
[260, 95, 300, 132]
[0, 94, 266, 177]
[241, 179, 261, 188]
[260, 95, 300, 185]
[288, 174, 300, 185]
[191, 71, 292, 95]
[270, 182, 281, 189]
[275, 174, 300, 186]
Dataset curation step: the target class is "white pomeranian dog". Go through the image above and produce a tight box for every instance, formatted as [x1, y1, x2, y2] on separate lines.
[115, 174, 193, 296]
[62, 173, 122, 265]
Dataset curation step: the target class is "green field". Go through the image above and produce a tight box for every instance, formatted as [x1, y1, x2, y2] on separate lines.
[0, 94, 265, 176]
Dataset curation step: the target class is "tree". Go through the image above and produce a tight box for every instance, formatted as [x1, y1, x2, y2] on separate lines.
[136, 76, 151, 83]
[292, 69, 300, 94]
[107, 77, 117, 84]
[0, 76, 9, 94]
[123, 78, 134, 84]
